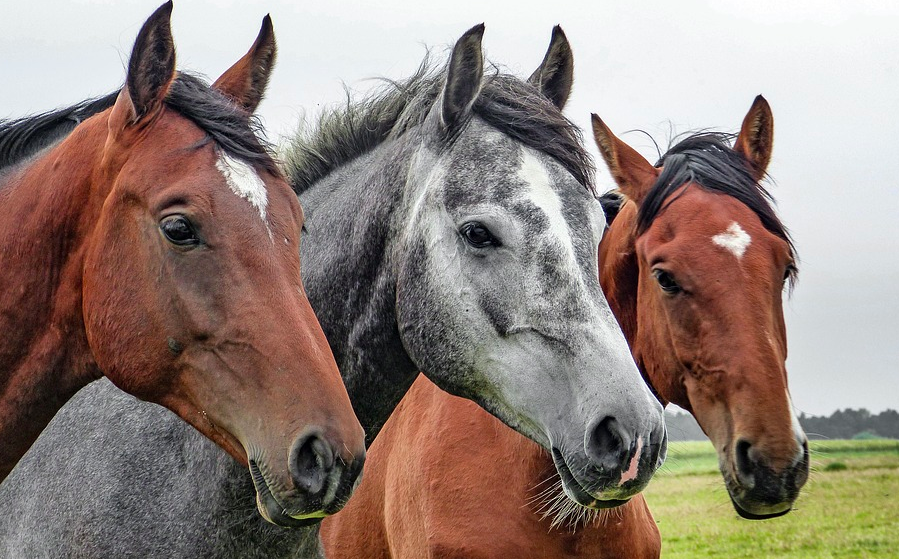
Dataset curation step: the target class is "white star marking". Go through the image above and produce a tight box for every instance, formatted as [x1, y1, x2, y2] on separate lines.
[215, 151, 270, 235]
[712, 221, 751, 259]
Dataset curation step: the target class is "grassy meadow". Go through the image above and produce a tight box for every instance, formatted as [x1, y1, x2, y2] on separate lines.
[644, 440, 899, 558]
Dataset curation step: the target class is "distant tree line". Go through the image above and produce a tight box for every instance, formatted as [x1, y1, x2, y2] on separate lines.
[663, 408, 899, 442]
[799, 408, 899, 440]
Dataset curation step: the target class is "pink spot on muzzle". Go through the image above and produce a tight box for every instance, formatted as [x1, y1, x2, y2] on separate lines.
[619, 436, 643, 486]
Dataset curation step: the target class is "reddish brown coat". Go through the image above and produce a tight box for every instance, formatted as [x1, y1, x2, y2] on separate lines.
[0, 5, 364, 523]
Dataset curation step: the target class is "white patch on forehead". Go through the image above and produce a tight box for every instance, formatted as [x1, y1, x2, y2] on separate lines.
[518, 150, 580, 268]
[215, 151, 269, 226]
[712, 221, 752, 259]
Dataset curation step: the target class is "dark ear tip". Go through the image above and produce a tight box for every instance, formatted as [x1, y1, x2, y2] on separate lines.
[153, 1, 174, 20]
[142, 2, 174, 37]
[132, 1, 176, 59]
[259, 14, 275, 43]
[751, 94, 771, 112]
[464, 23, 486, 39]
[551, 25, 568, 41]
[261, 14, 274, 32]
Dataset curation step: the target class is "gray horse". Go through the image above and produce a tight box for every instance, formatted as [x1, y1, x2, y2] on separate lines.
[0, 26, 665, 557]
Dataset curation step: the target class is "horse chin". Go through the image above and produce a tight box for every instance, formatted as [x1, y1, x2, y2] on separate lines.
[255, 493, 323, 527]
[551, 448, 630, 510]
[249, 459, 326, 528]
[729, 495, 792, 520]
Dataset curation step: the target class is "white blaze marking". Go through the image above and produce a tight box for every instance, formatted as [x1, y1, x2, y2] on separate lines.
[787, 392, 807, 444]
[215, 151, 270, 231]
[712, 221, 751, 259]
[519, 150, 580, 270]
[407, 158, 464, 289]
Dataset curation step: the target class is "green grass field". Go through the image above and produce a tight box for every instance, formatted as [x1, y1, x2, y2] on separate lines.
[644, 440, 899, 558]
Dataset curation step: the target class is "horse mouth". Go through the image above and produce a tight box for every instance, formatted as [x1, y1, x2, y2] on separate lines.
[729, 495, 792, 520]
[248, 459, 326, 527]
[721, 464, 798, 520]
[550, 448, 629, 510]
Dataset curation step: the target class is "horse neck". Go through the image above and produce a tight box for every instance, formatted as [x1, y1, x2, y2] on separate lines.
[0, 116, 108, 476]
[298, 139, 419, 445]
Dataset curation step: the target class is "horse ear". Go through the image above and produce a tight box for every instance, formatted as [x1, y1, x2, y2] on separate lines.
[213, 15, 277, 114]
[734, 95, 774, 181]
[440, 24, 485, 130]
[527, 25, 574, 110]
[591, 113, 659, 205]
[115, 1, 176, 127]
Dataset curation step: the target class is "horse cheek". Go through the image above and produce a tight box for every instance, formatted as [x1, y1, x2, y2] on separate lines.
[82, 221, 169, 400]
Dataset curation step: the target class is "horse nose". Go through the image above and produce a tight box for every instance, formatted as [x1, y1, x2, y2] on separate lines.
[585, 416, 633, 472]
[734, 437, 808, 488]
[289, 431, 336, 495]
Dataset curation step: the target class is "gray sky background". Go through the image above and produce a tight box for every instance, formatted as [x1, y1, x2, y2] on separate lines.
[2, 1, 896, 416]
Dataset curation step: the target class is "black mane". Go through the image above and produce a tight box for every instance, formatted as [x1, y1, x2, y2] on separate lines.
[0, 73, 277, 175]
[165, 74, 279, 175]
[637, 132, 797, 283]
[0, 92, 118, 169]
[283, 58, 594, 194]
[597, 190, 625, 224]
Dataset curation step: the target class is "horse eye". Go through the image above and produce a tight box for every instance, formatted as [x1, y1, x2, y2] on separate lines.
[652, 269, 681, 294]
[783, 263, 797, 282]
[160, 215, 200, 247]
[460, 222, 500, 249]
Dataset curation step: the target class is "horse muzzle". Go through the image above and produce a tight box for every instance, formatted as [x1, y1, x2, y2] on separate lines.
[248, 432, 366, 527]
[551, 421, 667, 508]
[723, 437, 809, 519]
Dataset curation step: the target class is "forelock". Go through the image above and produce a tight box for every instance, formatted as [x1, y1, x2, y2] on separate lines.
[637, 132, 796, 285]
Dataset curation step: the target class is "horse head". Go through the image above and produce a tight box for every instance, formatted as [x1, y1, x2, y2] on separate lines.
[393, 26, 667, 508]
[80, 4, 365, 525]
[595, 97, 809, 518]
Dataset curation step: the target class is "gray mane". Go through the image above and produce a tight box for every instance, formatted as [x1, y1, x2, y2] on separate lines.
[283, 57, 595, 195]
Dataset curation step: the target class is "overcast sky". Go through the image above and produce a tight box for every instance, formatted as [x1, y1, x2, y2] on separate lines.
[2, 1, 896, 416]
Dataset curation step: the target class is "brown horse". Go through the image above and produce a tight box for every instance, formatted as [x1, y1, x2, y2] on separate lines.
[0, 3, 364, 525]
[321, 92, 809, 557]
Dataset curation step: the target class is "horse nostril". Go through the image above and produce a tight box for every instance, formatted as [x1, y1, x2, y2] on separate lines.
[289, 432, 334, 496]
[799, 439, 810, 464]
[793, 439, 811, 488]
[655, 427, 669, 468]
[734, 438, 756, 488]
[586, 416, 631, 471]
